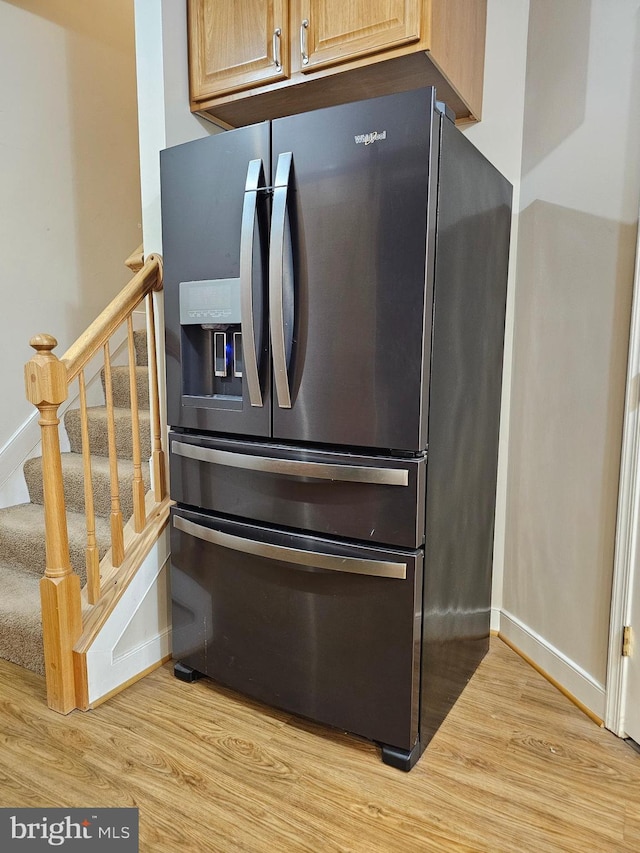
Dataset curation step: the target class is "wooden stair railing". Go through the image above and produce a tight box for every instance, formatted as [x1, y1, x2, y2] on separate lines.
[24, 253, 167, 714]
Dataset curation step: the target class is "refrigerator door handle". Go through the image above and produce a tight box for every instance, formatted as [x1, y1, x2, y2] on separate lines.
[172, 440, 409, 486]
[269, 151, 294, 409]
[239, 158, 265, 407]
[174, 515, 407, 579]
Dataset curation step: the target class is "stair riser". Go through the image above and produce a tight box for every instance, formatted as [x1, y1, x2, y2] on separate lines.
[0, 560, 45, 674]
[0, 623, 44, 675]
[24, 455, 151, 520]
[101, 365, 150, 410]
[64, 408, 152, 459]
[133, 328, 149, 367]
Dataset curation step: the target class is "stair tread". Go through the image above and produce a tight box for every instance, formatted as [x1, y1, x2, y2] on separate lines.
[26, 451, 144, 477]
[0, 503, 111, 585]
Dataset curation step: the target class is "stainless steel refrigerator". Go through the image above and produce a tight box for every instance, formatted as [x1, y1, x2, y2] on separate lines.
[161, 87, 512, 770]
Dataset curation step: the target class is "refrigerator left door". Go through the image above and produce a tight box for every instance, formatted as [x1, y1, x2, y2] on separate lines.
[161, 123, 272, 436]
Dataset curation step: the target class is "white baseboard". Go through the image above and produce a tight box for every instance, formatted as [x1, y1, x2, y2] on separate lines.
[499, 609, 606, 719]
[490, 606, 501, 633]
[0, 412, 42, 507]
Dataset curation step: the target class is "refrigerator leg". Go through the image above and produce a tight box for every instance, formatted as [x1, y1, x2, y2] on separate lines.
[173, 661, 203, 683]
[381, 740, 424, 772]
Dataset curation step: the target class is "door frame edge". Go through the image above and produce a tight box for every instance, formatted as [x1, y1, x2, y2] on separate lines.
[605, 212, 640, 737]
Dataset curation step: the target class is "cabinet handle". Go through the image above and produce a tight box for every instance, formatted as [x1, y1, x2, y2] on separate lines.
[300, 19, 309, 66]
[272, 27, 282, 73]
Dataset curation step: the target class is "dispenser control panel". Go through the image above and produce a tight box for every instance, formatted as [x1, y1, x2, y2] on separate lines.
[179, 279, 242, 325]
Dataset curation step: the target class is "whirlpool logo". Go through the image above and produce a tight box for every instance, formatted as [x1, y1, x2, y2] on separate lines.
[1, 809, 138, 850]
[354, 130, 387, 145]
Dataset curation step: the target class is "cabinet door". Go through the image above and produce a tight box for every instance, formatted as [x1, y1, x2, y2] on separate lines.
[189, 0, 289, 101]
[294, 0, 421, 72]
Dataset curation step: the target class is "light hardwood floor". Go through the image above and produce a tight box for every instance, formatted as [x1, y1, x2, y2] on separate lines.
[0, 639, 637, 852]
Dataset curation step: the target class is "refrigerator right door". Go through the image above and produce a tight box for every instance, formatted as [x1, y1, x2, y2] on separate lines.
[270, 88, 439, 453]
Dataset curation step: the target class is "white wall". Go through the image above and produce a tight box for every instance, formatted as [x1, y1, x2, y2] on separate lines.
[463, 0, 531, 629]
[502, 0, 640, 717]
[0, 0, 142, 462]
[134, 0, 217, 255]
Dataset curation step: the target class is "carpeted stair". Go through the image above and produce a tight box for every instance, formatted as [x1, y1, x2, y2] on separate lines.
[0, 330, 151, 676]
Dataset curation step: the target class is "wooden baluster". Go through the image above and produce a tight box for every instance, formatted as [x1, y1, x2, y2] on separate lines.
[146, 293, 166, 501]
[79, 371, 100, 604]
[103, 341, 125, 566]
[127, 317, 145, 532]
[24, 334, 81, 714]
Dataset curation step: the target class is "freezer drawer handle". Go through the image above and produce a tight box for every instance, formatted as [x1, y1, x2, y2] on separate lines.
[239, 159, 265, 407]
[173, 515, 407, 579]
[269, 151, 294, 409]
[172, 440, 409, 486]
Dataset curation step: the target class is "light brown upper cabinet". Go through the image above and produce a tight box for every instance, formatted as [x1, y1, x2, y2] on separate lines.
[295, 0, 421, 72]
[189, 0, 289, 99]
[188, 0, 487, 128]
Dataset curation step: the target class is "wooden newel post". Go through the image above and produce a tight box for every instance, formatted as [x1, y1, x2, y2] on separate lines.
[25, 334, 81, 714]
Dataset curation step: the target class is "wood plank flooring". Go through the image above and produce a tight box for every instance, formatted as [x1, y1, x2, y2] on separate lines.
[0, 639, 637, 852]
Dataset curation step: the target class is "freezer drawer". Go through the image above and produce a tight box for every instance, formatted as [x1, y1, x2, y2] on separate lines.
[170, 507, 423, 752]
[169, 433, 426, 548]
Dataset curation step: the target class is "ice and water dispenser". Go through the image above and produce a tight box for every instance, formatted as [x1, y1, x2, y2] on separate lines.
[180, 278, 244, 400]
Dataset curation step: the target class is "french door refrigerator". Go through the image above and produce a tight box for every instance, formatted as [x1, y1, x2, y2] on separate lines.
[161, 87, 512, 771]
